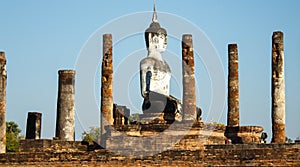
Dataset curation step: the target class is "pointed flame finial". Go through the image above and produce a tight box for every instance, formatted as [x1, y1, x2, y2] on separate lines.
[152, 0, 158, 22]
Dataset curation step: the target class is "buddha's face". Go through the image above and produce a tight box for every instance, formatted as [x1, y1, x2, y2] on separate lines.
[148, 33, 167, 53]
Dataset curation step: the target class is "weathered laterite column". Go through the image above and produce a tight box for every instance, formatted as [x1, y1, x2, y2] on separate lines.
[25, 112, 42, 140]
[271, 31, 286, 143]
[227, 44, 240, 127]
[55, 70, 75, 141]
[182, 34, 196, 121]
[0, 52, 6, 153]
[101, 34, 114, 136]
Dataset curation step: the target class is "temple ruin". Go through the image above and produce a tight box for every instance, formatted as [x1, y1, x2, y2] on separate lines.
[0, 3, 298, 166]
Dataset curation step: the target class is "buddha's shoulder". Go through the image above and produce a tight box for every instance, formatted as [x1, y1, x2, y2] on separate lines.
[140, 57, 158, 65]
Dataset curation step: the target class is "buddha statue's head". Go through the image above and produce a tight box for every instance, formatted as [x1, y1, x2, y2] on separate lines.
[145, 5, 167, 54]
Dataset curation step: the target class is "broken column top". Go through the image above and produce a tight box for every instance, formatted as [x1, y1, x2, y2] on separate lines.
[103, 33, 112, 39]
[58, 70, 75, 87]
[182, 34, 195, 74]
[228, 44, 238, 51]
[28, 112, 42, 116]
[0, 52, 6, 62]
[103, 34, 113, 58]
[272, 31, 284, 48]
[103, 34, 112, 45]
[273, 31, 284, 37]
[182, 34, 193, 47]
[58, 70, 75, 75]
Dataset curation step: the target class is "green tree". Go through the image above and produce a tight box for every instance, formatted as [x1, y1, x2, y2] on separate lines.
[128, 113, 140, 124]
[213, 122, 225, 127]
[82, 127, 101, 144]
[6, 121, 22, 152]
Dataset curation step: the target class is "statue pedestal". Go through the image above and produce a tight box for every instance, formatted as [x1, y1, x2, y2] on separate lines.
[140, 112, 165, 124]
[103, 122, 227, 155]
[139, 112, 179, 124]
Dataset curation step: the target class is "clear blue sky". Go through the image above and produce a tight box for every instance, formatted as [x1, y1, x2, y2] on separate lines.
[0, 0, 299, 141]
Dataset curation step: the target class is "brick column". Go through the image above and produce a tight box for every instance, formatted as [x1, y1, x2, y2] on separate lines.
[55, 70, 75, 141]
[271, 31, 285, 143]
[182, 34, 196, 121]
[101, 34, 114, 136]
[25, 112, 42, 140]
[0, 52, 6, 153]
[227, 44, 240, 127]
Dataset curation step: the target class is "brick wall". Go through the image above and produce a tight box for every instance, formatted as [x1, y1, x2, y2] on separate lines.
[19, 139, 87, 153]
[204, 143, 300, 166]
[0, 142, 299, 166]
